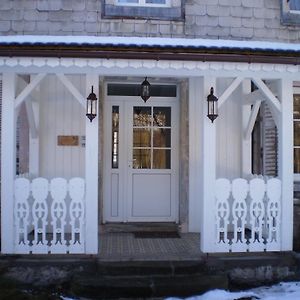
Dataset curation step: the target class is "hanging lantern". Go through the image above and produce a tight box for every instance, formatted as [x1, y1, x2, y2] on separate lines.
[86, 85, 97, 122]
[207, 87, 218, 123]
[140, 77, 151, 103]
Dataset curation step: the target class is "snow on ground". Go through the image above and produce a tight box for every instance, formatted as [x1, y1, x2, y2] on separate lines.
[167, 282, 300, 300]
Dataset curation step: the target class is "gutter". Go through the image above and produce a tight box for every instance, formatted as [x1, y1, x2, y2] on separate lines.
[0, 44, 300, 65]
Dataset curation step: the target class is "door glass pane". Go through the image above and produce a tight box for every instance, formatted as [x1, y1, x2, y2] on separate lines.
[133, 129, 151, 147]
[294, 95, 300, 119]
[153, 149, 171, 169]
[133, 149, 151, 169]
[112, 106, 119, 169]
[295, 148, 300, 173]
[133, 107, 152, 126]
[153, 107, 171, 127]
[153, 128, 171, 147]
[294, 121, 300, 146]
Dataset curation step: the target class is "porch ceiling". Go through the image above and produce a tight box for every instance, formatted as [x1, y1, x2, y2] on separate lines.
[1, 36, 300, 65]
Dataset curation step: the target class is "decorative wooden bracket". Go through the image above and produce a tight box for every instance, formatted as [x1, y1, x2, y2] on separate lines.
[218, 77, 243, 108]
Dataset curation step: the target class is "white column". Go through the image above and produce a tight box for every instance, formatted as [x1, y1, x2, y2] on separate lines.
[277, 78, 294, 251]
[200, 76, 216, 252]
[242, 79, 252, 177]
[85, 74, 99, 254]
[28, 101, 39, 176]
[1, 73, 16, 253]
[188, 78, 202, 232]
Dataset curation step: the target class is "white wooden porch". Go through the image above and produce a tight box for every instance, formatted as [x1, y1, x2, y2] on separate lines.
[0, 56, 298, 254]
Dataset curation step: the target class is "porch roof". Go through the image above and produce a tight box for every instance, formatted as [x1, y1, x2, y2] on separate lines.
[1, 35, 300, 65]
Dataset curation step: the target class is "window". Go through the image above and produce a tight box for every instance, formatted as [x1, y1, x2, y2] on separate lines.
[281, 0, 300, 25]
[116, 0, 169, 7]
[294, 93, 300, 175]
[102, 0, 183, 20]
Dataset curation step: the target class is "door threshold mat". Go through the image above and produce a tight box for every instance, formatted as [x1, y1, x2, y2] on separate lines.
[134, 231, 180, 239]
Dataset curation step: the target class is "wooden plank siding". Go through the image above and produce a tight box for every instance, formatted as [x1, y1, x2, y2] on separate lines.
[39, 75, 85, 179]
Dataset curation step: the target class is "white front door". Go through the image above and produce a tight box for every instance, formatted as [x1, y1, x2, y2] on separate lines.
[104, 90, 179, 222]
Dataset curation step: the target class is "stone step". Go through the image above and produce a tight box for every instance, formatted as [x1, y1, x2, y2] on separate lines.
[96, 260, 208, 277]
[72, 273, 228, 299]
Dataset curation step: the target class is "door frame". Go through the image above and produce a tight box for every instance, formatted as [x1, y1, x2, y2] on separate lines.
[103, 81, 180, 223]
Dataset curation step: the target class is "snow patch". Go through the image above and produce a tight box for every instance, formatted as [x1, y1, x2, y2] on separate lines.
[166, 281, 300, 300]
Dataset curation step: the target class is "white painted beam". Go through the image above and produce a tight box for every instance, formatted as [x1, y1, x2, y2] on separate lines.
[200, 76, 217, 253]
[56, 74, 85, 108]
[14, 73, 46, 109]
[218, 77, 243, 108]
[188, 78, 202, 233]
[18, 75, 38, 139]
[85, 74, 99, 254]
[1, 73, 16, 253]
[277, 78, 294, 251]
[251, 78, 281, 113]
[243, 89, 264, 105]
[244, 100, 262, 140]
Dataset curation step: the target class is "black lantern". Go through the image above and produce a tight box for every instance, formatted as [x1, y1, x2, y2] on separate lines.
[140, 77, 151, 103]
[207, 87, 218, 123]
[86, 85, 97, 122]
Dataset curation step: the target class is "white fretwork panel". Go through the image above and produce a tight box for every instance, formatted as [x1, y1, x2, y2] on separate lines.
[14, 177, 85, 254]
[215, 177, 281, 253]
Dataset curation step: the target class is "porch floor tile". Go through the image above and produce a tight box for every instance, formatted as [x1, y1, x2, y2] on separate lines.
[99, 232, 202, 261]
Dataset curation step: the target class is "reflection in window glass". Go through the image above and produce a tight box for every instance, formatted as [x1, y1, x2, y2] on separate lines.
[112, 106, 119, 169]
[133, 149, 151, 169]
[153, 149, 171, 169]
[153, 107, 171, 127]
[289, 0, 300, 10]
[145, 0, 166, 4]
[153, 128, 171, 148]
[132, 106, 172, 170]
[133, 129, 151, 147]
[133, 107, 152, 127]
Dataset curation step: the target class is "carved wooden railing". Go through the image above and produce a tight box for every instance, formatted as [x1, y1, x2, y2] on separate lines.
[14, 177, 85, 254]
[215, 177, 281, 252]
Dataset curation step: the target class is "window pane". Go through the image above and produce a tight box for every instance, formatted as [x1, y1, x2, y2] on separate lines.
[107, 84, 176, 97]
[294, 95, 300, 119]
[133, 149, 151, 169]
[133, 129, 151, 147]
[295, 148, 300, 173]
[153, 107, 171, 127]
[295, 121, 300, 146]
[133, 107, 152, 126]
[290, 0, 300, 10]
[118, 0, 139, 3]
[153, 149, 171, 169]
[153, 128, 171, 147]
[145, 0, 166, 4]
[112, 106, 119, 169]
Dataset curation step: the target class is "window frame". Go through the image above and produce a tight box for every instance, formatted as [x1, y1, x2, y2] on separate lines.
[102, 0, 184, 21]
[281, 0, 300, 25]
[116, 0, 171, 8]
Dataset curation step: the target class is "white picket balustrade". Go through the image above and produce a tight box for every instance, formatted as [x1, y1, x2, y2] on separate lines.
[14, 177, 85, 254]
[215, 177, 281, 252]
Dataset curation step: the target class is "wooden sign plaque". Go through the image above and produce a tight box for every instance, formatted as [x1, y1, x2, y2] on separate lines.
[57, 135, 79, 146]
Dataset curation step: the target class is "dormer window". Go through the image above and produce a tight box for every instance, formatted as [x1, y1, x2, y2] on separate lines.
[116, 0, 170, 7]
[103, 0, 183, 20]
[282, 0, 300, 25]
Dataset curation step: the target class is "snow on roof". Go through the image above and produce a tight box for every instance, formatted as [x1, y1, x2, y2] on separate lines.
[0, 35, 300, 53]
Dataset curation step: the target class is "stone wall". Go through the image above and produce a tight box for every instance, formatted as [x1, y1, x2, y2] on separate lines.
[0, 0, 299, 43]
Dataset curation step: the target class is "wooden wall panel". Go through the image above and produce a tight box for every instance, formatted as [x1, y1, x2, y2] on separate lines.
[40, 75, 85, 179]
[216, 78, 242, 179]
